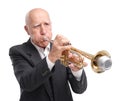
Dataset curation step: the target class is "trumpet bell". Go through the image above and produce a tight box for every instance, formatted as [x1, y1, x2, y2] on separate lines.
[91, 50, 112, 73]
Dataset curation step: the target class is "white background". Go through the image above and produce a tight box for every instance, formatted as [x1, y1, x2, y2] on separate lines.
[0, 0, 120, 101]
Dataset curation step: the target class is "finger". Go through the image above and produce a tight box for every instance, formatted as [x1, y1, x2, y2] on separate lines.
[63, 42, 71, 46]
[61, 45, 72, 51]
[56, 34, 70, 45]
[83, 62, 88, 67]
[68, 63, 80, 71]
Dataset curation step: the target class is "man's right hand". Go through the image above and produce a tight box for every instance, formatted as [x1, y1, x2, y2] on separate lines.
[48, 34, 71, 63]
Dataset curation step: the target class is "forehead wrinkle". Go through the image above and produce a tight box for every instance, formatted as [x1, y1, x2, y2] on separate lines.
[25, 8, 51, 25]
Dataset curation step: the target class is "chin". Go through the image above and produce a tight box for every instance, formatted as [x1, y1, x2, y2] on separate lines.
[40, 42, 49, 48]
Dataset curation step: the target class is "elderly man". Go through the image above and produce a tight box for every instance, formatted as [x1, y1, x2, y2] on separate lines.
[9, 8, 87, 101]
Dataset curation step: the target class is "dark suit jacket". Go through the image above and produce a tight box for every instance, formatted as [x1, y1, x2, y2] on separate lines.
[9, 39, 87, 101]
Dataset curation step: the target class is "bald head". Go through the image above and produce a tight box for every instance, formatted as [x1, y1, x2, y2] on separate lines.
[24, 8, 52, 48]
[25, 8, 51, 25]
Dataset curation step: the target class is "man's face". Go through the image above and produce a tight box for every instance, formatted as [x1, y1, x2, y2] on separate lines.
[25, 10, 52, 48]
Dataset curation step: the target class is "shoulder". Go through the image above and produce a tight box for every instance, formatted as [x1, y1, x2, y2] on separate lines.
[9, 42, 27, 50]
[9, 39, 30, 55]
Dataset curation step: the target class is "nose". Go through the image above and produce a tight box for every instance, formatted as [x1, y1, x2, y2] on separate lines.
[40, 24, 46, 35]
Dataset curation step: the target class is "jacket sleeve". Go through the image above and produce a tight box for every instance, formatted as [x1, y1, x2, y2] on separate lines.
[67, 68, 87, 94]
[9, 46, 52, 92]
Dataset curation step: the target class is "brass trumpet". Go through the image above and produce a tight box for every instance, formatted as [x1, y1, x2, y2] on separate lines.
[43, 37, 112, 73]
[60, 47, 112, 73]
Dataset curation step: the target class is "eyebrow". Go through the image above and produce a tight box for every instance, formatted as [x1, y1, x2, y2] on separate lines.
[32, 23, 41, 28]
[32, 21, 51, 28]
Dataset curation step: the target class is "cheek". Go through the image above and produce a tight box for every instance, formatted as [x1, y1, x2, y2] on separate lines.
[30, 32, 41, 41]
[47, 31, 52, 38]
[33, 34, 41, 41]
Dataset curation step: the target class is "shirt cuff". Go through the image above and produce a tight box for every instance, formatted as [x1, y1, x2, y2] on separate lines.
[46, 56, 55, 71]
[71, 69, 83, 81]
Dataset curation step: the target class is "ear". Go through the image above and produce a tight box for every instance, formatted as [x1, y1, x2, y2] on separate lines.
[24, 25, 30, 35]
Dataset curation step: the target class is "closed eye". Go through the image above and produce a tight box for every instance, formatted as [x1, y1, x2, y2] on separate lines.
[44, 22, 50, 26]
[32, 24, 41, 28]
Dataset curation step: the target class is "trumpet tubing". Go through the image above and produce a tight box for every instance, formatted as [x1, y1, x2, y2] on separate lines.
[60, 47, 112, 73]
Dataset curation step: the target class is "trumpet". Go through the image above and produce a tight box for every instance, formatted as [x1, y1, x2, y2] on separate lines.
[43, 37, 112, 73]
[60, 47, 112, 73]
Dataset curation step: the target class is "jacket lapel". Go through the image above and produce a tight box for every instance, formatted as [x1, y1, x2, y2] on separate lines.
[25, 39, 42, 66]
[25, 39, 54, 100]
